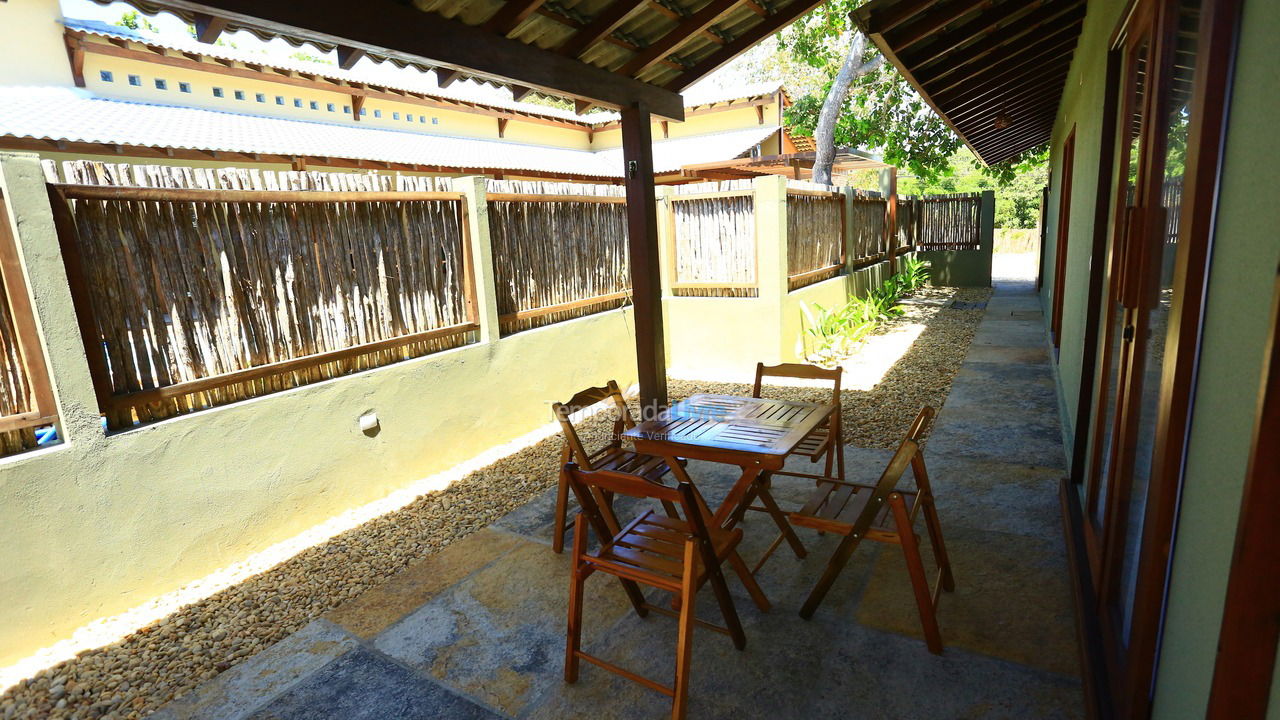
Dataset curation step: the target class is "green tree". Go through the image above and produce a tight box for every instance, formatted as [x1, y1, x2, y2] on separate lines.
[116, 10, 158, 33]
[778, 0, 1046, 185]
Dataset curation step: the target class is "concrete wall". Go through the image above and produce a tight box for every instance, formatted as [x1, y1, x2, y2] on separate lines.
[917, 190, 994, 288]
[0, 153, 640, 665]
[1039, 0, 1280, 713]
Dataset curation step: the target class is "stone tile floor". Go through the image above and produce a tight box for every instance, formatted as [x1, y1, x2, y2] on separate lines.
[152, 277, 1083, 719]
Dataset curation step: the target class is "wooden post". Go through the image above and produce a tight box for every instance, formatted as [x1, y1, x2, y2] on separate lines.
[621, 103, 667, 411]
[452, 176, 501, 344]
[879, 166, 898, 266]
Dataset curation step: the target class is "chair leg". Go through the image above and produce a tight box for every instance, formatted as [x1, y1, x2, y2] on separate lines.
[890, 493, 944, 654]
[799, 530, 864, 620]
[727, 551, 771, 612]
[913, 455, 955, 593]
[565, 514, 588, 682]
[921, 495, 955, 592]
[672, 540, 698, 720]
[552, 471, 571, 554]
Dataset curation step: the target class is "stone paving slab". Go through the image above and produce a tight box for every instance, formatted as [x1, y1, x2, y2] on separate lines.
[150, 619, 358, 720]
[247, 646, 499, 720]
[153, 279, 1083, 719]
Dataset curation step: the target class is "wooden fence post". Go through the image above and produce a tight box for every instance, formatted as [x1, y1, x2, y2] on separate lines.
[452, 176, 502, 344]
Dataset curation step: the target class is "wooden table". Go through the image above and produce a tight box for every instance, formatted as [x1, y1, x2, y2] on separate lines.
[623, 393, 837, 564]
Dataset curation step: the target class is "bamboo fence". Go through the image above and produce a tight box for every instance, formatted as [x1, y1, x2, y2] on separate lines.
[786, 190, 844, 290]
[904, 193, 983, 250]
[669, 180, 757, 297]
[47, 160, 475, 429]
[486, 179, 630, 334]
[0, 266, 39, 455]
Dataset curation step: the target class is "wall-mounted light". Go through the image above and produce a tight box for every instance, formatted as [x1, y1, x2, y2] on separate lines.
[994, 108, 1013, 131]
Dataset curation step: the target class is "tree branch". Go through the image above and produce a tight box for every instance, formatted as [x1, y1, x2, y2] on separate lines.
[811, 30, 880, 186]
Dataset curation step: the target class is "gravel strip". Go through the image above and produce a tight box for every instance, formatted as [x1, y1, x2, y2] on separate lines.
[1, 285, 989, 720]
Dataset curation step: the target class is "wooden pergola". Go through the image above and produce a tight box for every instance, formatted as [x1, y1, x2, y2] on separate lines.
[681, 148, 890, 180]
[112, 0, 830, 409]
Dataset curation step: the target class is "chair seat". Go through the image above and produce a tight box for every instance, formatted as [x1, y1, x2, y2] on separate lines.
[790, 481, 919, 540]
[792, 426, 833, 460]
[590, 448, 674, 482]
[588, 511, 742, 591]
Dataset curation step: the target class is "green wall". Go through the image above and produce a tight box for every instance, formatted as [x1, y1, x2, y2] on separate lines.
[1151, 0, 1280, 714]
[1041, 0, 1280, 714]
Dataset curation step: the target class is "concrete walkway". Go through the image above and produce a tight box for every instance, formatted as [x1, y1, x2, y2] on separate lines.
[153, 278, 1081, 720]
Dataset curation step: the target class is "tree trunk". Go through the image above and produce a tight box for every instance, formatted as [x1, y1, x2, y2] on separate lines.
[812, 31, 883, 186]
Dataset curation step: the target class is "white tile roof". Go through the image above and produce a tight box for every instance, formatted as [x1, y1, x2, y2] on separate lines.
[63, 18, 784, 126]
[0, 87, 778, 178]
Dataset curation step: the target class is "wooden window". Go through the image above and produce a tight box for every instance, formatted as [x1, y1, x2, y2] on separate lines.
[1050, 127, 1076, 348]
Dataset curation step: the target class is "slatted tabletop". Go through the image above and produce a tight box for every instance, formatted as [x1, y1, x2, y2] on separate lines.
[623, 394, 835, 457]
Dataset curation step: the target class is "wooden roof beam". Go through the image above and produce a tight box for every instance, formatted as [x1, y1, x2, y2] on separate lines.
[557, 0, 649, 58]
[895, 0, 1054, 69]
[965, 101, 1061, 143]
[193, 13, 228, 44]
[336, 45, 366, 69]
[949, 77, 1067, 124]
[859, 0, 939, 36]
[884, 0, 991, 53]
[917, 8, 1084, 88]
[662, 0, 827, 91]
[484, 0, 550, 35]
[147, 0, 685, 119]
[935, 50, 1073, 108]
[913, 0, 1084, 83]
[925, 25, 1082, 97]
[618, 0, 743, 77]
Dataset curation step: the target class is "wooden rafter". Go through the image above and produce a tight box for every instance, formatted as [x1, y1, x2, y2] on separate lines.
[618, 0, 743, 77]
[662, 0, 828, 90]
[925, 23, 1083, 97]
[912, 1, 1084, 84]
[917, 10, 1085, 89]
[557, 0, 650, 58]
[336, 45, 366, 70]
[193, 12, 227, 43]
[484, 0, 550, 35]
[145, 0, 685, 119]
[882, 0, 989, 52]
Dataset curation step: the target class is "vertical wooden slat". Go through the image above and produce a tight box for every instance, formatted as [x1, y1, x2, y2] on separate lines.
[0, 190, 55, 420]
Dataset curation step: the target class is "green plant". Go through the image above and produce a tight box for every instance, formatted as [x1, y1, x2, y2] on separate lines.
[803, 266, 923, 359]
[899, 256, 931, 291]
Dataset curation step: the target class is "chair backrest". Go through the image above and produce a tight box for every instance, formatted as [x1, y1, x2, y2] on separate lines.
[752, 362, 843, 405]
[562, 463, 722, 553]
[904, 406, 936, 443]
[552, 380, 635, 469]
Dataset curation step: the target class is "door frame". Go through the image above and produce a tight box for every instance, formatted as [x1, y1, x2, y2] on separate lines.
[1064, 0, 1243, 716]
[1050, 127, 1076, 348]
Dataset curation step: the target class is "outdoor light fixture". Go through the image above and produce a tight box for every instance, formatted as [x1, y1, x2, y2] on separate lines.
[994, 109, 1013, 131]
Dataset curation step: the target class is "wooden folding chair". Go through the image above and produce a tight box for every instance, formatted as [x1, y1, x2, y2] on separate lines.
[551, 381, 677, 553]
[562, 463, 770, 720]
[790, 407, 955, 654]
[752, 362, 845, 485]
[745, 362, 845, 572]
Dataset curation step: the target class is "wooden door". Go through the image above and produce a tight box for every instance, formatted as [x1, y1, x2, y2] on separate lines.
[1077, 0, 1231, 714]
[1050, 128, 1076, 347]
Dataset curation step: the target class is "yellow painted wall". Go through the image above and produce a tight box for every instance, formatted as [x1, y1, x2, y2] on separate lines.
[77, 38, 592, 149]
[0, 152, 638, 665]
[0, 0, 71, 86]
[590, 101, 781, 150]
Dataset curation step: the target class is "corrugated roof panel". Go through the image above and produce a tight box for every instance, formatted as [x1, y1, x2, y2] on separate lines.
[0, 87, 777, 177]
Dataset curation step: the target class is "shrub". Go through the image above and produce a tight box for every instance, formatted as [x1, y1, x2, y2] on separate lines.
[802, 259, 931, 359]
